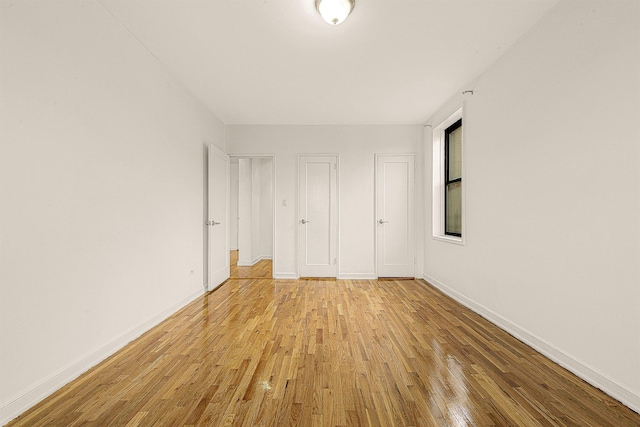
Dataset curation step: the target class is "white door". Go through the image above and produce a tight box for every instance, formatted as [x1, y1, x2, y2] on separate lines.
[298, 155, 338, 277]
[376, 154, 415, 278]
[208, 144, 230, 290]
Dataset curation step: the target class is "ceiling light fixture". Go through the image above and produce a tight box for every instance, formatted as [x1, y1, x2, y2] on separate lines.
[316, 0, 355, 25]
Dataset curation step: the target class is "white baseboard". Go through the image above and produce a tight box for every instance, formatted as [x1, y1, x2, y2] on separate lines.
[274, 272, 298, 279]
[274, 273, 377, 280]
[0, 288, 205, 426]
[237, 256, 271, 267]
[422, 273, 640, 413]
[274, 272, 377, 280]
[337, 273, 377, 279]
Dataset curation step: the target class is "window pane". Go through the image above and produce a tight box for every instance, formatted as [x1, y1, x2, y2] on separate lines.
[447, 126, 462, 180]
[445, 181, 462, 235]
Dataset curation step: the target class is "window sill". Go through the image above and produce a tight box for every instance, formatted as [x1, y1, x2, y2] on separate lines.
[432, 235, 465, 246]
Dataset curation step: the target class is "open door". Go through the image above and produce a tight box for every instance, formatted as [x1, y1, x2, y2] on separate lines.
[208, 144, 230, 290]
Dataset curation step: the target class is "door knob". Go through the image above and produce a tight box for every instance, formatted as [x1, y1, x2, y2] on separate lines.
[301, 219, 310, 224]
[378, 219, 389, 224]
[207, 220, 221, 226]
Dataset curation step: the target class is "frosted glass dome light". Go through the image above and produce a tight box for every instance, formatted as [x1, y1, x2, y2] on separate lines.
[316, 0, 355, 25]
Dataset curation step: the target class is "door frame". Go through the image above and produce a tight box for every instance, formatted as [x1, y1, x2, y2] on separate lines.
[374, 153, 416, 278]
[297, 154, 340, 278]
[229, 154, 276, 279]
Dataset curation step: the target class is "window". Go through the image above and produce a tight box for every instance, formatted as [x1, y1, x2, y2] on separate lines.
[431, 107, 464, 243]
[444, 119, 462, 236]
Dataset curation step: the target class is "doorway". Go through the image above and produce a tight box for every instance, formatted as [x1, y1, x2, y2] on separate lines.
[229, 155, 275, 279]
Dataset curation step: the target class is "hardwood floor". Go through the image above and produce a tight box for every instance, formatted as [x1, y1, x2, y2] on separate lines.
[7, 278, 639, 426]
[230, 250, 272, 279]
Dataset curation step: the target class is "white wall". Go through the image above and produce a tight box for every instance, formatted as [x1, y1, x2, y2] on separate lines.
[238, 158, 253, 265]
[226, 126, 423, 279]
[250, 158, 262, 262]
[423, 0, 640, 411]
[237, 158, 273, 265]
[259, 159, 273, 259]
[0, 1, 225, 422]
[229, 162, 239, 250]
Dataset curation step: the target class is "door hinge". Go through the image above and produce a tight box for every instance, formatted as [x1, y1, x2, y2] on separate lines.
[334, 258, 337, 265]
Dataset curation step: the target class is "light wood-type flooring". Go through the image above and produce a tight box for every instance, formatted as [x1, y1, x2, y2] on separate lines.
[7, 272, 639, 425]
[230, 250, 272, 279]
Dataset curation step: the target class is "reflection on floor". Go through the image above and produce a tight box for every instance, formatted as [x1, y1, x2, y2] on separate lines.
[230, 250, 272, 279]
[8, 277, 640, 426]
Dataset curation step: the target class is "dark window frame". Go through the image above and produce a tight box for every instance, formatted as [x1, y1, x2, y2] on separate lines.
[444, 119, 462, 237]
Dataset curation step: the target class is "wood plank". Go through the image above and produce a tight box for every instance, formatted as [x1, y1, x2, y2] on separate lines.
[6, 277, 640, 426]
[230, 250, 272, 279]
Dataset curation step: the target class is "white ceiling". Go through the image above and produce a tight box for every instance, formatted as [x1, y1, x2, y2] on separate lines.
[99, 0, 560, 125]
